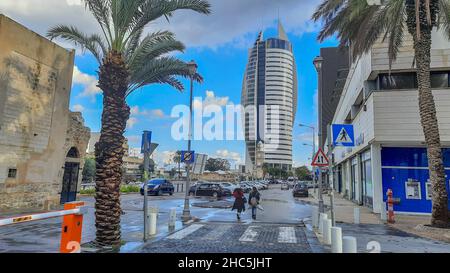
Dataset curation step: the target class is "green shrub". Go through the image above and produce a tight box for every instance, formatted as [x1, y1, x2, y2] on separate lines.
[120, 185, 140, 193]
[80, 188, 95, 195]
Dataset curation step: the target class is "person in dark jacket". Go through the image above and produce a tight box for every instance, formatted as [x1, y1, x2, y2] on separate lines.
[232, 188, 246, 220]
[248, 187, 261, 220]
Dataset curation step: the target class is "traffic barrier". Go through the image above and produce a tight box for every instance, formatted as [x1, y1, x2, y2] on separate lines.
[0, 201, 87, 253]
[319, 213, 327, 234]
[331, 227, 343, 253]
[323, 219, 332, 245]
[169, 208, 177, 228]
[343, 236, 357, 253]
[386, 189, 395, 224]
[354, 207, 360, 224]
[149, 207, 158, 236]
[311, 206, 319, 228]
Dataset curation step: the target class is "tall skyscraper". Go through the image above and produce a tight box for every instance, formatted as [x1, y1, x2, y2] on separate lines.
[241, 22, 298, 174]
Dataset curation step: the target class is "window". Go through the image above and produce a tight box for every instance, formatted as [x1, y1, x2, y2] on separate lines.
[431, 72, 449, 88]
[425, 180, 432, 200]
[380, 73, 417, 90]
[8, 168, 17, 178]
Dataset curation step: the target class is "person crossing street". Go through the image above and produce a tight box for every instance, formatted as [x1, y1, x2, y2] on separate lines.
[248, 187, 261, 220]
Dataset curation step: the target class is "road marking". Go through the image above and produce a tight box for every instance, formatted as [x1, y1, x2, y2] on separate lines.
[239, 226, 259, 242]
[167, 224, 204, 240]
[204, 225, 232, 241]
[278, 227, 297, 244]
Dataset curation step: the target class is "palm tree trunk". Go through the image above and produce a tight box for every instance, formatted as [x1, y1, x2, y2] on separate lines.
[407, 2, 449, 227]
[94, 51, 130, 246]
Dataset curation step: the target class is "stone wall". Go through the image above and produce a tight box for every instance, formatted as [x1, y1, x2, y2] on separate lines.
[0, 15, 90, 212]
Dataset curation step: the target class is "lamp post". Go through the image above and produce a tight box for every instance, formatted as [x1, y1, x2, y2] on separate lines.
[312, 56, 325, 213]
[182, 60, 198, 222]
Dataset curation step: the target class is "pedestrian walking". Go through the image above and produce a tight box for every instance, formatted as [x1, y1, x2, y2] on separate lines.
[248, 187, 261, 220]
[232, 188, 246, 221]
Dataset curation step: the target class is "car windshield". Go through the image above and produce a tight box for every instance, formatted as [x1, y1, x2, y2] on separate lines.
[148, 179, 164, 185]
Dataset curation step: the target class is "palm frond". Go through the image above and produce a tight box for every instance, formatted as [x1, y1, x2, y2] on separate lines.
[47, 25, 107, 63]
[438, 0, 450, 39]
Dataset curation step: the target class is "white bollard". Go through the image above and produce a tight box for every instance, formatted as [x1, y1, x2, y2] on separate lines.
[342, 236, 357, 253]
[319, 213, 328, 234]
[312, 206, 319, 228]
[380, 202, 387, 222]
[169, 208, 177, 228]
[331, 227, 343, 253]
[354, 207, 360, 224]
[149, 207, 158, 236]
[323, 219, 332, 245]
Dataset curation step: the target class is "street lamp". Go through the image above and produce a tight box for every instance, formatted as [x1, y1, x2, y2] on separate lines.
[182, 60, 198, 222]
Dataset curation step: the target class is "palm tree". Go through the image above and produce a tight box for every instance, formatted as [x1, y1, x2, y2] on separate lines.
[48, 0, 211, 247]
[313, 0, 450, 227]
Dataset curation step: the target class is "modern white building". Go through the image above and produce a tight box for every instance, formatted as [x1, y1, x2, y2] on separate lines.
[328, 29, 450, 215]
[241, 22, 298, 173]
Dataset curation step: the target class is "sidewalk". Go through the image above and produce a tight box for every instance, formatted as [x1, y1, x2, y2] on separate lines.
[304, 190, 450, 253]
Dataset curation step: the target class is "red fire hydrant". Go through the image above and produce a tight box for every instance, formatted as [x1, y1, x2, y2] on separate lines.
[386, 189, 395, 224]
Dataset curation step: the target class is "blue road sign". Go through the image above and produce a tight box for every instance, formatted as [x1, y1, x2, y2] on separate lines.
[141, 131, 152, 153]
[181, 151, 195, 164]
[332, 124, 355, 147]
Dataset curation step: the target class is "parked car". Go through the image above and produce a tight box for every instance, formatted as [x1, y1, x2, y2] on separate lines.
[281, 183, 289, 190]
[140, 179, 174, 196]
[238, 182, 252, 193]
[220, 182, 238, 193]
[293, 183, 309, 198]
[189, 183, 230, 198]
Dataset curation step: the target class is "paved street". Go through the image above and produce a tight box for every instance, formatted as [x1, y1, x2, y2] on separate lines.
[0, 187, 315, 253]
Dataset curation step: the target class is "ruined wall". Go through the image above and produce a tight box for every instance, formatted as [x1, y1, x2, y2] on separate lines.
[0, 15, 88, 211]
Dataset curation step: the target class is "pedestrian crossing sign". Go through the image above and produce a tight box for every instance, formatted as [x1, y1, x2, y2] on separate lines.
[311, 148, 329, 167]
[332, 124, 355, 147]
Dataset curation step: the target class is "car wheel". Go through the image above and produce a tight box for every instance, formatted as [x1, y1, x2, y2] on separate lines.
[169, 191, 174, 196]
[212, 192, 218, 198]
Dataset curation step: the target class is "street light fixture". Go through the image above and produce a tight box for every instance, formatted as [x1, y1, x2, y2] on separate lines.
[182, 60, 198, 222]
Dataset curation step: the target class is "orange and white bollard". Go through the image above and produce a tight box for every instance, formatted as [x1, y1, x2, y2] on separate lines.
[386, 189, 395, 224]
[60, 201, 86, 253]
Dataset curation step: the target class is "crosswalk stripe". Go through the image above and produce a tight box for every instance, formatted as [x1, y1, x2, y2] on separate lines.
[278, 227, 297, 244]
[167, 224, 204, 240]
[239, 226, 259, 242]
[203, 225, 232, 241]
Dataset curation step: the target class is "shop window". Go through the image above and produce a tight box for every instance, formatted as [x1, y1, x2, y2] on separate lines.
[405, 179, 421, 200]
[7, 168, 17, 178]
[425, 180, 432, 200]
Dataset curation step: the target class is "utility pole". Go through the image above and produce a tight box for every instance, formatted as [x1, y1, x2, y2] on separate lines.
[182, 60, 198, 222]
[327, 124, 335, 226]
[142, 131, 151, 241]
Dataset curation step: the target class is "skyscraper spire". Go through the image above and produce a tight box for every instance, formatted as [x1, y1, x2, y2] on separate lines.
[278, 20, 288, 41]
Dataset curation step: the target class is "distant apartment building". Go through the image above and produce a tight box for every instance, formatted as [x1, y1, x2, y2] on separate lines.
[0, 15, 90, 211]
[329, 29, 450, 215]
[242, 22, 298, 174]
[317, 47, 350, 148]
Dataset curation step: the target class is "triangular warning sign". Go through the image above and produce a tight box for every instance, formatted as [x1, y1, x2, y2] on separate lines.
[311, 148, 329, 167]
[336, 127, 353, 144]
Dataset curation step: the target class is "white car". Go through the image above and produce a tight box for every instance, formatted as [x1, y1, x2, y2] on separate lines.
[220, 182, 238, 193]
[281, 183, 289, 190]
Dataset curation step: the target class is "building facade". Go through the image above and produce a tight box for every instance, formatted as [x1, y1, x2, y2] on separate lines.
[242, 22, 298, 174]
[317, 47, 349, 148]
[329, 29, 450, 215]
[0, 15, 90, 211]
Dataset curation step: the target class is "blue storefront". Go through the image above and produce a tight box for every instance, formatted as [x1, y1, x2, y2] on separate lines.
[381, 147, 450, 214]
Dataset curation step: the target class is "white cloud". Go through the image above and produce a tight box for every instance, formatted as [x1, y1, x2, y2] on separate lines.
[0, 0, 321, 50]
[127, 117, 138, 129]
[194, 90, 231, 110]
[153, 150, 176, 166]
[72, 66, 101, 99]
[215, 149, 243, 165]
[72, 104, 85, 112]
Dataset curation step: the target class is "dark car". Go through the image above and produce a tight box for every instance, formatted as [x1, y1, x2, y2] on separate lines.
[189, 183, 229, 198]
[293, 183, 309, 198]
[140, 179, 174, 196]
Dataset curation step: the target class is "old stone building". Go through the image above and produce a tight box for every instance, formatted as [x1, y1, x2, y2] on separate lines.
[0, 15, 90, 212]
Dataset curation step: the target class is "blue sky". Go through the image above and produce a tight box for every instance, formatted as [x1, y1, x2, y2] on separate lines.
[70, 25, 337, 168]
[0, 0, 338, 168]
